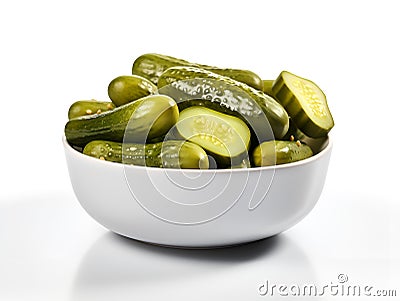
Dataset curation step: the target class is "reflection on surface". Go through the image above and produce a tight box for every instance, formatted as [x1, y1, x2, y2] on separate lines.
[71, 232, 317, 301]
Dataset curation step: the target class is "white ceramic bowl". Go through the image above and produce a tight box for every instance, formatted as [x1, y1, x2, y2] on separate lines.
[63, 135, 332, 248]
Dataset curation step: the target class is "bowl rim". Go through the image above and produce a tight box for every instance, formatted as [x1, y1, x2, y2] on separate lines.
[62, 134, 332, 173]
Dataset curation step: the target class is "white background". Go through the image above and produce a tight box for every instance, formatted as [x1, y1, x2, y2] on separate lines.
[0, 0, 399, 300]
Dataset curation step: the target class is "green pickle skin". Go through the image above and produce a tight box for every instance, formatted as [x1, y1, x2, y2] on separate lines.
[158, 66, 289, 141]
[83, 140, 209, 169]
[262, 80, 274, 96]
[68, 100, 115, 119]
[132, 53, 264, 90]
[108, 75, 157, 107]
[252, 140, 313, 167]
[65, 95, 179, 147]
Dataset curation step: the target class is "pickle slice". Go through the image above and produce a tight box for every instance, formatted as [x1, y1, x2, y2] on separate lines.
[272, 71, 334, 138]
[176, 106, 250, 166]
[252, 140, 313, 167]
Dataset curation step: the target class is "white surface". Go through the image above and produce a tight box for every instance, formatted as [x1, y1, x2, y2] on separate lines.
[1, 0, 399, 300]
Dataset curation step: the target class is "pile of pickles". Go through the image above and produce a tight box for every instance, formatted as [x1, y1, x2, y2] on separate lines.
[65, 53, 334, 169]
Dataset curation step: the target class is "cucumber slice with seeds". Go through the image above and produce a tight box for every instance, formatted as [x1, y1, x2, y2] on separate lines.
[272, 71, 334, 138]
[176, 106, 250, 167]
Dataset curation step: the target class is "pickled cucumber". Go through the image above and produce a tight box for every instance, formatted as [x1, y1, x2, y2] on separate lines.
[68, 100, 115, 119]
[83, 140, 209, 169]
[65, 54, 334, 169]
[108, 75, 157, 107]
[252, 140, 313, 166]
[281, 118, 306, 141]
[175, 106, 250, 167]
[262, 80, 274, 96]
[158, 66, 289, 141]
[65, 95, 179, 147]
[272, 71, 334, 138]
[132, 53, 263, 90]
